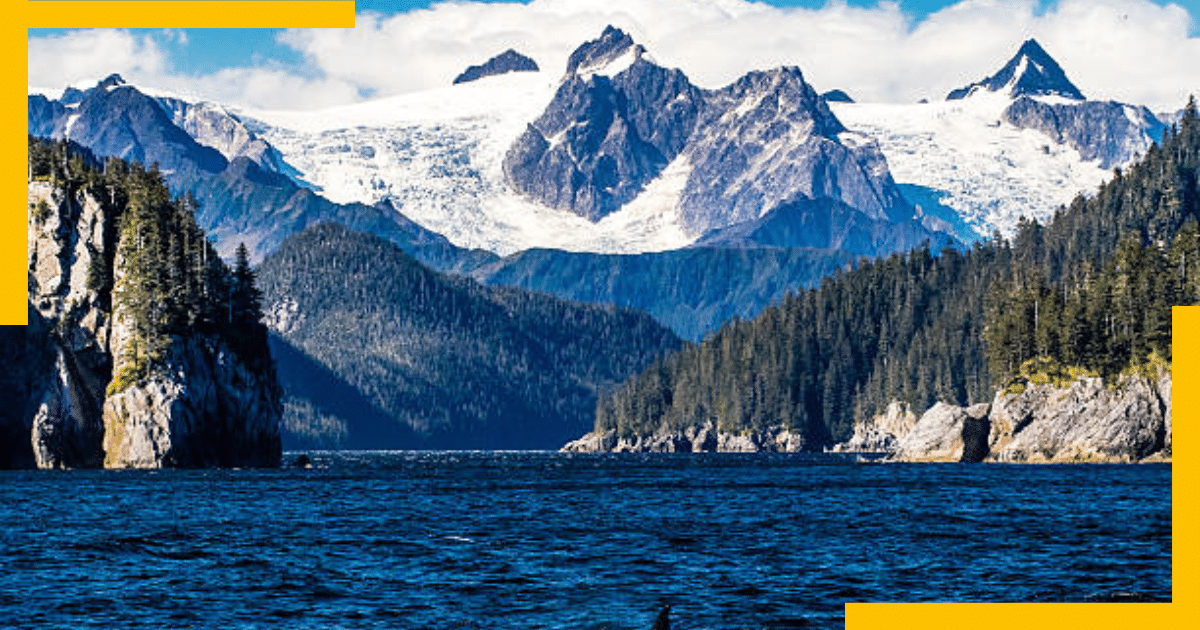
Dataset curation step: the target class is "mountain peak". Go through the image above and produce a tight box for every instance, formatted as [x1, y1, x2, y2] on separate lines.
[453, 49, 539, 85]
[947, 38, 1084, 101]
[564, 25, 646, 77]
[98, 73, 127, 90]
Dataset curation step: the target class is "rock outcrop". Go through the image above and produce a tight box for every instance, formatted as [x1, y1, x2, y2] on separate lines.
[837, 371, 1171, 463]
[563, 421, 807, 453]
[7, 156, 282, 469]
[102, 336, 281, 468]
[831, 400, 917, 453]
[891, 402, 991, 463]
[986, 374, 1168, 463]
[26, 181, 114, 468]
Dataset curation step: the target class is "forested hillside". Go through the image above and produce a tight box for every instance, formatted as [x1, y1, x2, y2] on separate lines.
[256, 224, 682, 450]
[596, 99, 1199, 447]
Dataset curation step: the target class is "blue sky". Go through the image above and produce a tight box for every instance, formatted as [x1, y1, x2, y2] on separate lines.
[31, 1, 1200, 77]
[28, 0, 1200, 110]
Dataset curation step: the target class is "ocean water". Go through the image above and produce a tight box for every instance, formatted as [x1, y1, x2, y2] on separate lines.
[0, 452, 1170, 630]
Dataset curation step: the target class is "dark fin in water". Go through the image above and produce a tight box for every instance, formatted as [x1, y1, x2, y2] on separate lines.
[651, 605, 670, 630]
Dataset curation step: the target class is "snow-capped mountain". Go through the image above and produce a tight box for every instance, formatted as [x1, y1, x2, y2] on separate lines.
[27, 75, 452, 262]
[831, 39, 1163, 241]
[29, 33, 1170, 257]
[244, 26, 926, 255]
[153, 95, 303, 181]
[947, 39, 1084, 101]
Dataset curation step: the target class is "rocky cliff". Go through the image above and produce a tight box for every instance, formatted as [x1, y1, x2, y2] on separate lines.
[569, 371, 1171, 462]
[102, 336, 281, 468]
[836, 371, 1171, 463]
[563, 421, 807, 454]
[6, 151, 282, 469]
[25, 180, 115, 468]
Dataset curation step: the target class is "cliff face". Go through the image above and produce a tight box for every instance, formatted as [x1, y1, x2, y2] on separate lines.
[9, 173, 281, 469]
[26, 181, 113, 468]
[103, 336, 281, 468]
[837, 372, 1171, 463]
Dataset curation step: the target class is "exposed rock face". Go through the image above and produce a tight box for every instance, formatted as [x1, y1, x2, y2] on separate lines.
[988, 375, 1168, 463]
[892, 402, 990, 462]
[564, 25, 638, 76]
[1003, 97, 1164, 169]
[882, 372, 1171, 463]
[453, 49, 539, 84]
[26, 181, 113, 468]
[947, 39, 1084, 101]
[102, 337, 281, 468]
[503, 26, 916, 240]
[28, 94, 65, 137]
[677, 67, 910, 234]
[831, 400, 917, 453]
[154, 97, 296, 177]
[822, 89, 854, 103]
[562, 422, 807, 453]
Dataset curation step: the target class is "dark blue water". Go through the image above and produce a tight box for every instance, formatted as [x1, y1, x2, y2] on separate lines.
[0, 453, 1170, 629]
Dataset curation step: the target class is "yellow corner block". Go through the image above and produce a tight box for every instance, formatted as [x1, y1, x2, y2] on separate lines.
[24, 1, 356, 29]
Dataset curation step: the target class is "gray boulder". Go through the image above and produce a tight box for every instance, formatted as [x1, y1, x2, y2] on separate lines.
[892, 402, 990, 462]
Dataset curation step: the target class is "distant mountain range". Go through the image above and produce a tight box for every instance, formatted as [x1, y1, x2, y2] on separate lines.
[25, 29, 1184, 449]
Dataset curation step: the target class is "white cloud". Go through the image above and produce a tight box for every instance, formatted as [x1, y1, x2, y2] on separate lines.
[27, 29, 168, 92]
[26, 0, 1200, 112]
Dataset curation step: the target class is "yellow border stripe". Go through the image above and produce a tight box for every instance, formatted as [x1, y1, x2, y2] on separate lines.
[26, 1, 355, 29]
[9, 3, 1190, 630]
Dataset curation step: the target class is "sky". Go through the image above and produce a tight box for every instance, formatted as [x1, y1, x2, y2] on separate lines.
[27, 0, 1200, 112]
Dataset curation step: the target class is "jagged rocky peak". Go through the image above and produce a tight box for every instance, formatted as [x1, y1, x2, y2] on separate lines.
[60, 86, 86, 106]
[947, 38, 1085, 101]
[717, 66, 845, 138]
[564, 25, 646, 76]
[822, 89, 854, 103]
[97, 73, 127, 91]
[503, 25, 702, 222]
[453, 49, 540, 84]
